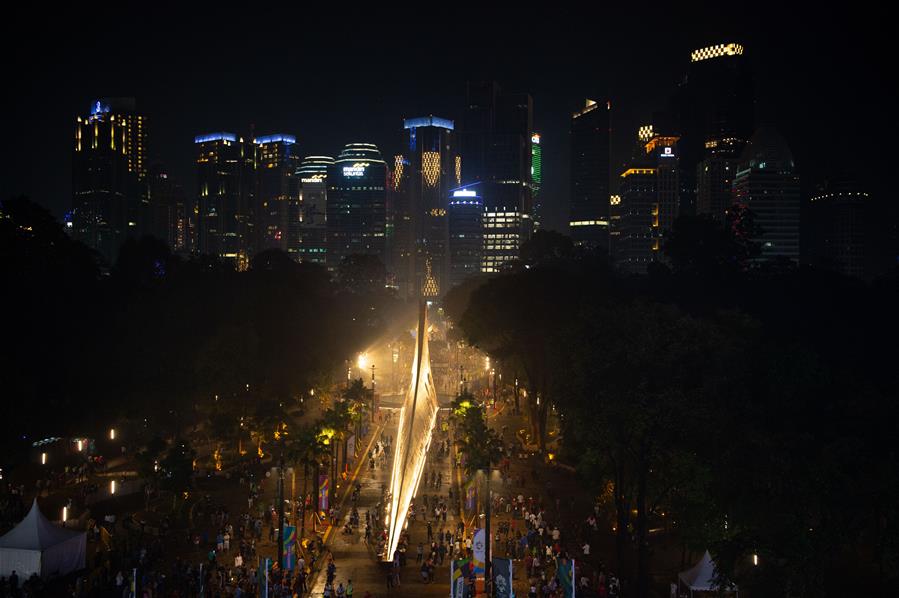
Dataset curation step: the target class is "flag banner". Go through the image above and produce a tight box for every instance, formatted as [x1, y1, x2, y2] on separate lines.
[493, 558, 513, 598]
[466, 479, 477, 511]
[347, 434, 356, 461]
[451, 558, 472, 598]
[473, 528, 486, 576]
[282, 525, 296, 570]
[555, 556, 575, 598]
[319, 474, 329, 513]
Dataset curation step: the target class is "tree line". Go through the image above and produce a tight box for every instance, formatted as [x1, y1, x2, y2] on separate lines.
[444, 224, 899, 597]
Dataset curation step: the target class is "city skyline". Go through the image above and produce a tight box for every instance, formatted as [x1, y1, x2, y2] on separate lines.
[5, 7, 892, 235]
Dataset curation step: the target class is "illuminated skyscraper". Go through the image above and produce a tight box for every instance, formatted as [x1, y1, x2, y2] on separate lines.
[732, 127, 800, 263]
[296, 156, 333, 265]
[327, 143, 388, 272]
[672, 42, 754, 215]
[615, 131, 680, 274]
[255, 134, 300, 254]
[570, 99, 610, 251]
[195, 132, 256, 269]
[72, 98, 147, 262]
[531, 133, 542, 227]
[460, 81, 534, 271]
[448, 183, 484, 288]
[402, 116, 458, 297]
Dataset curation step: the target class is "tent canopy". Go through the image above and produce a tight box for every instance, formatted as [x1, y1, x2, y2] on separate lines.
[0, 499, 82, 550]
[678, 551, 736, 592]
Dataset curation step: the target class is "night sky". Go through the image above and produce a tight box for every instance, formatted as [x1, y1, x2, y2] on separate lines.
[4, 6, 892, 233]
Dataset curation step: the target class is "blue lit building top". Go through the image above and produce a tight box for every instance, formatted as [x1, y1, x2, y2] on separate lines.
[254, 134, 297, 145]
[90, 100, 111, 116]
[195, 132, 238, 144]
[403, 116, 454, 131]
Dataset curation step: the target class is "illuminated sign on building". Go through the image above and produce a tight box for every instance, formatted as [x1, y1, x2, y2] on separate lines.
[662, 147, 675, 157]
[531, 133, 541, 144]
[342, 162, 369, 177]
[453, 189, 477, 198]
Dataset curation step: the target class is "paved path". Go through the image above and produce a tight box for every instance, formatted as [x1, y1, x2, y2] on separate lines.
[307, 407, 460, 597]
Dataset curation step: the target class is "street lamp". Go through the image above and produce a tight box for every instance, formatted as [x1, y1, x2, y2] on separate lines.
[371, 363, 376, 422]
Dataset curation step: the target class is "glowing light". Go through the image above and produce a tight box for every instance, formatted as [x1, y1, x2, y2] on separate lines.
[691, 43, 744, 62]
[393, 155, 405, 188]
[610, 195, 621, 206]
[403, 116, 454, 130]
[254, 134, 296, 145]
[455, 155, 462, 186]
[422, 152, 440, 188]
[638, 125, 654, 142]
[357, 353, 368, 369]
[385, 304, 439, 561]
[753, 553, 759, 566]
[41, 452, 47, 465]
[77, 440, 83, 452]
[109, 428, 116, 440]
[110, 480, 116, 495]
[620, 168, 656, 178]
[62, 506, 68, 522]
[194, 132, 237, 144]
[453, 189, 477, 198]
[343, 162, 369, 177]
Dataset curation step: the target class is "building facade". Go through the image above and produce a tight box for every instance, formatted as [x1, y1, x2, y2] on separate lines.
[732, 127, 800, 263]
[447, 184, 484, 288]
[326, 143, 388, 272]
[254, 134, 300, 254]
[194, 132, 256, 269]
[809, 180, 871, 279]
[71, 98, 148, 262]
[569, 99, 611, 251]
[296, 155, 333, 265]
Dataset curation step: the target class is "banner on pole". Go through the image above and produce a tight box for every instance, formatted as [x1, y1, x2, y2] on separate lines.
[319, 474, 329, 513]
[282, 525, 296, 570]
[465, 479, 477, 511]
[493, 558, 513, 598]
[472, 528, 486, 576]
[555, 556, 576, 598]
[451, 558, 470, 598]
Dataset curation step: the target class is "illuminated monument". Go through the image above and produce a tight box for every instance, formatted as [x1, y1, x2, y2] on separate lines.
[385, 302, 440, 560]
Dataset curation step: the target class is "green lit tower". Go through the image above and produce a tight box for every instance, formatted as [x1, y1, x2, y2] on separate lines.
[531, 132, 542, 228]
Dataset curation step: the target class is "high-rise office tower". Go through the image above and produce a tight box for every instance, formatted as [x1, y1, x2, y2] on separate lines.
[147, 163, 189, 255]
[531, 133, 542, 228]
[194, 132, 256, 269]
[296, 155, 333, 265]
[615, 131, 680, 274]
[254, 134, 300, 254]
[696, 137, 743, 221]
[809, 179, 871, 279]
[447, 183, 484, 288]
[400, 116, 458, 297]
[732, 127, 800, 263]
[569, 99, 611, 251]
[388, 153, 413, 295]
[673, 43, 754, 216]
[326, 143, 388, 272]
[460, 81, 534, 271]
[72, 98, 148, 262]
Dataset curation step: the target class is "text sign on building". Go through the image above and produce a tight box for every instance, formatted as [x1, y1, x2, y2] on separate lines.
[342, 162, 369, 177]
[662, 147, 675, 157]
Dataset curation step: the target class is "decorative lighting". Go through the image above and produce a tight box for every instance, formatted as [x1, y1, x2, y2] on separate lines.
[110, 480, 116, 495]
[422, 152, 440, 188]
[109, 428, 116, 441]
[41, 452, 47, 465]
[691, 43, 744, 62]
[62, 506, 68, 522]
[638, 125, 654, 142]
[393, 155, 405, 188]
[455, 155, 462, 186]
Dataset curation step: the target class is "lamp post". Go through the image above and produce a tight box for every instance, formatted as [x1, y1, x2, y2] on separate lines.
[371, 364, 376, 423]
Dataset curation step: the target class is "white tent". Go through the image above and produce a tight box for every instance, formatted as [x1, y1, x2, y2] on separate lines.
[677, 551, 737, 597]
[0, 499, 86, 579]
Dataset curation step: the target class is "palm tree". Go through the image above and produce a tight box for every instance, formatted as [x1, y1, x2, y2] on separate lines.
[286, 424, 329, 541]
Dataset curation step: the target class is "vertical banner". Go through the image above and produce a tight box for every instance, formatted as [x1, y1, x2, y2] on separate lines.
[465, 479, 477, 511]
[451, 559, 472, 598]
[555, 556, 575, 598]
[346, 434, 356, 462]
[319, 474, 329, 513]
[493, 558, 512, 598]
[282, 525, 296, 570]
[472, 528, 486, 576]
